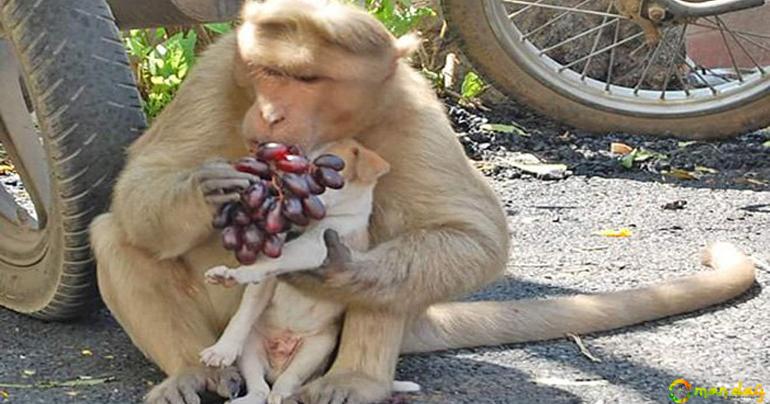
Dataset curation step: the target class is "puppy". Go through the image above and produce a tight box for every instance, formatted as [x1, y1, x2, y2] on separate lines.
[201, 139, 419, 404]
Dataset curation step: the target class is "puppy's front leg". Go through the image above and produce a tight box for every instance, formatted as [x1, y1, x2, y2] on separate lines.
[207, 228, 328, 285]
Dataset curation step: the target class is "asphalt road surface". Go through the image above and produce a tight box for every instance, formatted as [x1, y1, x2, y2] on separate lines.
[1, 121, 768, 403]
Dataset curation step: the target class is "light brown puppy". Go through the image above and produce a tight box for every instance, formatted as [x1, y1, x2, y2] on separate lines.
[90, 1, 756, 403]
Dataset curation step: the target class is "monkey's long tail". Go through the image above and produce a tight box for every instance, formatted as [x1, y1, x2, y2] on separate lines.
[401, 242, 756, 353]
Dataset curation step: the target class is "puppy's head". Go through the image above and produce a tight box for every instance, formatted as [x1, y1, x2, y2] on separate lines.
[320, 139, 390, 186]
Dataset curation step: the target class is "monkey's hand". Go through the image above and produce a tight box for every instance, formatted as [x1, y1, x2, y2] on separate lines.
[193, 160, 258, 207]
[278, 229, 375, 300]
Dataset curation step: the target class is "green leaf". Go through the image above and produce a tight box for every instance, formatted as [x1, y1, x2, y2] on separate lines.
[763, 140, 770, 148]
[204, 22, 233, 35]
[480, 123, 530, 137]
[619, 148, 666, 169]
[461, 71, 485, 99]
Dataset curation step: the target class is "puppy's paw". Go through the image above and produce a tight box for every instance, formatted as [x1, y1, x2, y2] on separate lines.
[200, 343, 241, 368]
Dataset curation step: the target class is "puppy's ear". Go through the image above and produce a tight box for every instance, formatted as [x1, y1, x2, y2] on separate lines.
[395, 33, 421, 59]
[353, 146, 390, 183]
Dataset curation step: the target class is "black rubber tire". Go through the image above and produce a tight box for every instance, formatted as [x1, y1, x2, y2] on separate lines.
[0, 0, 145, 320]
[442, 0, 770, 139]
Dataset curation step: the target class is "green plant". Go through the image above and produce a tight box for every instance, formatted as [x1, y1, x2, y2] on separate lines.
[123, 24, 232, 119]
[361, 0, 436, 37]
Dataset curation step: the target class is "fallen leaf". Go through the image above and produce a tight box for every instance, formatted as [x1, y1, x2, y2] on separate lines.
[619, 148, 666, 169]
[662, 200, 687, 210]
[81, 349, 93, 357]
[0, 164, 14, 175]
[763, 140, 770, 148]
[597, 228, 632, 238]
[65, 391, 79, 397]
[695, 165, 718, 174]
[480, 123, 530, 137]
[22, 370, 36, 377]
[678, 141, 697, 148]
[567, 333, 602, 363]
[666, 168, 700, 180]
[0, 390, 8, 400]
[610, 142, 633, 155]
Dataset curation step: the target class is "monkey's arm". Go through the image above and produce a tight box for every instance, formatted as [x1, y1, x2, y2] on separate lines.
[111, 157, 256, 259]
[282, 226, 506, 310]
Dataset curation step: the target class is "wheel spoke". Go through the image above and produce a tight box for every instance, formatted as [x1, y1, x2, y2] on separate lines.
[502, 1, 626, 19]
[605, 18, 622, 90]
[0, 41, 50, 223]
[714, 16, 766, 75]
[582, 3, 616, 80]
[509, 0, 545, 19]
[661, 25, 689, 99]
[634, 30, 670, 94]
[559, 30, 646, 71]
[540, 17, 619, 56]
[713, 17, 744, 82]
[522, 0, 594, 39]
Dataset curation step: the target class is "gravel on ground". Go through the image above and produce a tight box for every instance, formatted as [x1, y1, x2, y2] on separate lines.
[0, 100, 768, 404]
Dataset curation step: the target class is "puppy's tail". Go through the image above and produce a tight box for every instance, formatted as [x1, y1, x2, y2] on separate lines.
[402, 242, 755, 353]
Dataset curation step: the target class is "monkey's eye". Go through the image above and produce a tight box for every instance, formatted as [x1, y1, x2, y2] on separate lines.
[296, 75, 321, 84]
[261, 67, 284, 77]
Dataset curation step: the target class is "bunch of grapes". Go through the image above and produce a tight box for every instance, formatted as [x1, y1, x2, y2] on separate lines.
[212, 143, 346, 264]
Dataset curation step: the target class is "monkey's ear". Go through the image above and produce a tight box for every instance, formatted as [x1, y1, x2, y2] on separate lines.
[353, 146, 390, 182]
[395, 33, 421, 59]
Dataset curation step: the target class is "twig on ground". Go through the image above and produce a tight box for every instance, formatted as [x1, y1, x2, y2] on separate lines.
[566, 333, 602, 363]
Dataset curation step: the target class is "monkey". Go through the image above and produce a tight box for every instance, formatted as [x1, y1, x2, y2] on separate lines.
[90, 1, 757, 403]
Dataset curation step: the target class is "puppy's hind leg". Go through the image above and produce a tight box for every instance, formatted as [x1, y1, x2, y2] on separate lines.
[229, 337, 271, 404]
[267, 331, 337, 404]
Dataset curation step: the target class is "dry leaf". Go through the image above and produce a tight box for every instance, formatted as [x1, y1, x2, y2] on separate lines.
[667, 168, 699, 180]
[597, 228, 632, 238]
[0, 390, 8, 400]
[610, 142, 633, 155]
[22, 370, 36, 377]
[695, 165, 718, 174]
[81, 349, 93, 357]
[0, 164, 14, 175]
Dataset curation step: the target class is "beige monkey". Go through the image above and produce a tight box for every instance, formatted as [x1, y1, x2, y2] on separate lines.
[90, 1, 756, 403]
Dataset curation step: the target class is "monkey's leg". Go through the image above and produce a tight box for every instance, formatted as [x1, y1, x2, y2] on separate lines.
[268, 330, 337, 404]
[91, 214, 243, 403]
[299, 308, 406, 404]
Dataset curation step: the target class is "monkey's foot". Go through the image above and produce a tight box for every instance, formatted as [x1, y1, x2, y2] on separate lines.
[206, 266, 267, 285]
[200, 341, 242, 368]
[298, 372, 390, 404]
[145, 366, 243, 404]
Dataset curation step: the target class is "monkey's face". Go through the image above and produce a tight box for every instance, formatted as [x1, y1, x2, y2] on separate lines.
[234, 0, 417, 150]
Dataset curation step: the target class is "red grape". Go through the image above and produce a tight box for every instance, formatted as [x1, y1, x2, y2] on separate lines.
[216, 142, 346, 261]
[236, 244, 258, 265]
[212, 203, 236, 229]
[263, 234, 284, 258]
[232, 206, 251, 226]
[302, 195, 326, 220]
[316, 167, 345, 189]
[265, 201, 285, 234]
[235, 157, 271, 178]
[313, 154, 345, 171]
[221, 226, 241, 251]
[243, 182, 267, 210]
[276, 155, 310, 173]
[305, 173, 325, 195]
[242, 224, 265, 250]
[282, 197, 309, 226]
[257, 143, 290, 161]
[282, 173, 310, 197]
